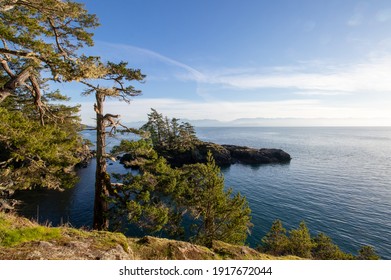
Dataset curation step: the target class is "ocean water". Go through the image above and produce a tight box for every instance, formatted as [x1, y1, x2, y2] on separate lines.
[14, 127, 391, 259]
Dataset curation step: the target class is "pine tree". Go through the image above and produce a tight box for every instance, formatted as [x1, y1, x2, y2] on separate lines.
[81, 60, 145, 230]
[0, 106, 82, 191]
[357, 245, 380, 260]
[1, 0, 97, 209]
[109, 139, 183, 237]
[312, 232, 354, 260]
[141, 109, 199, 153]
[180, 151, 252, 247]
[260, 219, 289, 255]
[287, 220, 314, 258]
[0, 0, 98, 122]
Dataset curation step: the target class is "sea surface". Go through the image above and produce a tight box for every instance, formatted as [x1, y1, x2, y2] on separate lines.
[14, 127, 391, 259]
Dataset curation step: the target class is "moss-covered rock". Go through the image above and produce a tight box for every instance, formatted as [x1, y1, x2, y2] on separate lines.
[0, 212, 298, 260]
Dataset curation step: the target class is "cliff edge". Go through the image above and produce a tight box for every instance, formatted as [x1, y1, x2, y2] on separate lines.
[0, 212, 299, 260]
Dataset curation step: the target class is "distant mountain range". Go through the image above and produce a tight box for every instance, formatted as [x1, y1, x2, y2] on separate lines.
[122, 117, 390, 128]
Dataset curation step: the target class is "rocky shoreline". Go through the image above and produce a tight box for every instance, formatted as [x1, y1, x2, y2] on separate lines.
[120, 141, 291, 168]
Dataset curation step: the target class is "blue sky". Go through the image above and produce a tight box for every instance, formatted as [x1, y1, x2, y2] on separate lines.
[63, 0, 391, 126]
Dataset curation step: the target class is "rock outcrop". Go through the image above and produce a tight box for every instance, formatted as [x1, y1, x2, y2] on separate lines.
[120, 141, 291, 168]
[222, 145, 291, 164]
[74, 144, 95, 169]
[0, 212, 300, 260]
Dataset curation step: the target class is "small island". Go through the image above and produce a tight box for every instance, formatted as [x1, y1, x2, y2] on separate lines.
[118, 109, 291, 168]
[121, 141, 291, 168]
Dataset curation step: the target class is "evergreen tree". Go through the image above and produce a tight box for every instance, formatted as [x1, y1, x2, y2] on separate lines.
[180, 151, 252, 247]
[312, 232, 354, 260]
[141, 108, 199, 152]
[0, 106, 82, 191]
[1, 0, 96, 208]
[357, 245, 380, 260]
[260, 219, 289, 255]
[109, 139, 184, 237]
[81, 60, 145, 230]
[0, 0, 98, 113]
[287, 220, 314, 258]
[111, 142, 252, 245]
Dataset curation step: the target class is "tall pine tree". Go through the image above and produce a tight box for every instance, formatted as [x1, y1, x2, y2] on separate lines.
[180, 151, 252, 247]
[81, 60, 145, 230]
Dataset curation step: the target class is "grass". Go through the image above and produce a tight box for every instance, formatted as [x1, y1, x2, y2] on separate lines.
[0, 212, 61, 247]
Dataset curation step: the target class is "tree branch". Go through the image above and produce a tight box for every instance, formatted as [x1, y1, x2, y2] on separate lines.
[0, 58, 15, 77]
[0, 48, 43, 62]
[48, 17, 68, 58]
[29, 75, 45, 125]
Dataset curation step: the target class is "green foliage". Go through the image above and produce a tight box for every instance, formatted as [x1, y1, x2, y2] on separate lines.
[80, 59, 146, 231]
[141, 108, 199, 152]
[260, 219, 289, 255]
[0, 0, 99, 81]
[311, 233, 354, 260]
[110, 141, 252, 247]
[81, 60, 145, 98]
[357, 245, 380, 260]
[287, 221, 314, 258]
[109, 140, 183, 236]
[0, 106, 83, 190]
[112, 139, 157, 167]
[179, 151, 252, 247]
[258, 219, 376, 260]
[3, 89, 82, 127]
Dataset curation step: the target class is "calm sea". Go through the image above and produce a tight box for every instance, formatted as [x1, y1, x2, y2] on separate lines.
[14, 127, 391, 259]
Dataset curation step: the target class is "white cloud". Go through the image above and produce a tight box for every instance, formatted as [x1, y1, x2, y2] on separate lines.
[92, 42, 391, 95]
[78, 42, 391, 125]
[294, 90, 352, 96]
[195, 56, 391, 93]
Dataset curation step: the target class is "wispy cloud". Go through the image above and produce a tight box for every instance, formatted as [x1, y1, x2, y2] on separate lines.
[91, 41, 205, 81]
[92, 41, 391, 95]
[195, 56, 391, 93]
[294, 90, 352, 96]
[79, 42, 391, 125]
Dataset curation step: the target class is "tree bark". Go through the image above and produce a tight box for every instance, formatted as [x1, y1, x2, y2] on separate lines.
[92, 91, 110, 230]
[0, 65, 32, 103]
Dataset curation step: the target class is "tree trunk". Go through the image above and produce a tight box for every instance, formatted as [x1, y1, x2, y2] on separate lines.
[93, 91, 110, 230]
[204, 202, 215, 247]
